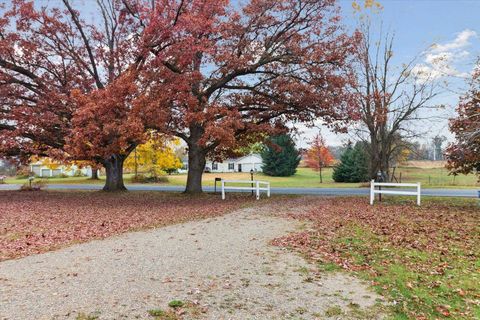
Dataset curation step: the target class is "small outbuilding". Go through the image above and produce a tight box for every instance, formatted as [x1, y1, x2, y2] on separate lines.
[29, 161, 93, 178]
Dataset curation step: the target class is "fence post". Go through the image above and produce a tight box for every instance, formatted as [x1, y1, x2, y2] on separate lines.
[256, 181, 260, 200]
[370, 180, 375, 205]
[221, 180, 225, 200]
[417, 182, 421, 206]
[267, 182, 271, 197]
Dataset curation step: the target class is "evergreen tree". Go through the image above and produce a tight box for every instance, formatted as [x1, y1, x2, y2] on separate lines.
[332, 144, 353, 182]
[333, 142, 369, 182]
[261, 135, 301, 177]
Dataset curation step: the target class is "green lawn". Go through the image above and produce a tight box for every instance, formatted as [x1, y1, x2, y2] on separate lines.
[4, 166, 479, 188]
[5, 176, 104, 185]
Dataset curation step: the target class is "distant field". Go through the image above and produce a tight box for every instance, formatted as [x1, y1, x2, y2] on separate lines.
[4, 165, 479, 188]
[394, 166, 478, 187]
[406, 160, 447, 168]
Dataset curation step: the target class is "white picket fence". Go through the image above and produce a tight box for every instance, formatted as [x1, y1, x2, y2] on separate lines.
[370, 180, 421, 206]
[221, 180, 270, 200]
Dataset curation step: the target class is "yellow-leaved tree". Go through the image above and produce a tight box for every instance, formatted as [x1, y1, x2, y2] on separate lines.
[352, 0, 382, 13]
[31, 156, 62, 170]
[124, 138, 183, 181]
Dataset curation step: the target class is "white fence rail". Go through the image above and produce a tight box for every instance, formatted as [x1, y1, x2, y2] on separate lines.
[221, 180, 270, 200]
[370, 180, 421, 206]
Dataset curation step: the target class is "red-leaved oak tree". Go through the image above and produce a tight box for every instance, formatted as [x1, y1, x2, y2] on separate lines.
[0, 0, 179, 190]
[139, 0, 360, 193]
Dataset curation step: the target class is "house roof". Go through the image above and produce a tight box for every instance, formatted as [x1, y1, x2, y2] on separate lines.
[224, 153, 262, 163]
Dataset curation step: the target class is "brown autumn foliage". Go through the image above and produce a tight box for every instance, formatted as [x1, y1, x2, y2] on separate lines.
[270, 197, 479, 319]
[0, 191, 256, 261]
[272, 197, 478, 267]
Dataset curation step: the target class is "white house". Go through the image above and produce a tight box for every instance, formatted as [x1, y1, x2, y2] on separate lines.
[29, 161, 93, 178]
[205, 154, 263, 173]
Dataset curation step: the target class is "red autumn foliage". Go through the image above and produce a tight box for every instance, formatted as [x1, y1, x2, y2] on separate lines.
[133, 0, 361, 193]
[446, 75, 480, 178]
[0, 191, 256, 261]
[0, 0, 151, 190]
[304, 133, 334, 182]
[0, 0, 142, 156]
[1, 0, 360, 193]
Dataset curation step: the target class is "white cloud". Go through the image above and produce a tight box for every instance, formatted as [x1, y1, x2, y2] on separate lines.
[430, 29, 477, 53]
[412, 29, 477, 82]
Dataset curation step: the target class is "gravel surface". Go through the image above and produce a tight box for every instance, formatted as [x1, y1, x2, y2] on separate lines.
[0, 207, 383, 319]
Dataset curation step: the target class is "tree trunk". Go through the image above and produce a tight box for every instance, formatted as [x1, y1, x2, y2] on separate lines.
[134, 147, 138, 178]
[319, 167, 323, 183]
[90, 168, 99, 180]
[185, 144, 206, 194]
[103, 155, 127, 191]
[369, 143, 380, 180]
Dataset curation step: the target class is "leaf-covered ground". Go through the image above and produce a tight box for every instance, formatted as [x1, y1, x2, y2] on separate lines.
[271, 197, 480, 320]
[0, 191, 256, 262]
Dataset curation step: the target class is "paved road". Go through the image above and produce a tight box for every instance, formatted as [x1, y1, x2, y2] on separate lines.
[0, 183, 478, 198]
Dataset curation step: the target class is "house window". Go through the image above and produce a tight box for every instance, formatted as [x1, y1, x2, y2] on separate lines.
[212, 163, 218, 170]
[228, 163, 234, 170]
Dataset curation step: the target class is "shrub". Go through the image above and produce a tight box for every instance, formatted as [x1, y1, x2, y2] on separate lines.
[20, 179, 47, 191]
[16, 166, 32, 179]
[130, 174, 147, 183]
[154, 175, 169, 183]
[73, 169, 85, 177]
[261, 134, 301, 177]
[130, 174, 169, 184]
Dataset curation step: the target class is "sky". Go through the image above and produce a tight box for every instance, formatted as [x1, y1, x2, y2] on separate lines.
[297, 0, 480, 148]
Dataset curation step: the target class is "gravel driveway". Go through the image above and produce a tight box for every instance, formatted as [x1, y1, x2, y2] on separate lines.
[0, 206, 383, 319]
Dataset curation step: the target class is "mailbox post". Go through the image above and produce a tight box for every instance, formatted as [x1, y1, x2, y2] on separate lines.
[250, 169, 254, 196]
[28, 176, 34, 188]
[376, 171, 384, 202]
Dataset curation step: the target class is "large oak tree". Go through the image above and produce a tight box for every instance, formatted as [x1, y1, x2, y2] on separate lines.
[0, 0, 186, 190]
[139, 0, 360, 193]
[0, 0, 153, 190]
